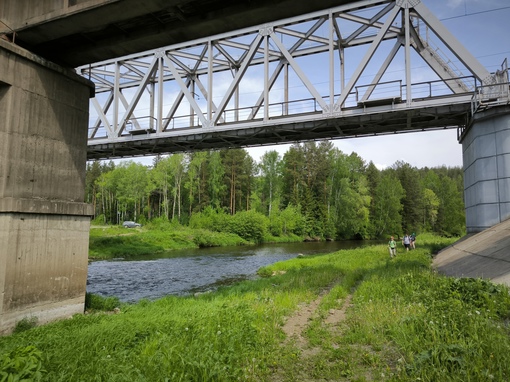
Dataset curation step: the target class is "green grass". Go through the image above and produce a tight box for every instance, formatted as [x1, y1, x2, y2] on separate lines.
[2, 234, 510, 381]
[89, 223, 249, 259]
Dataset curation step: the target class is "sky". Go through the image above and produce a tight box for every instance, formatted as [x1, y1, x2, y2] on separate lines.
[108, 0, 510, 170]
[244, 0, 510, 169]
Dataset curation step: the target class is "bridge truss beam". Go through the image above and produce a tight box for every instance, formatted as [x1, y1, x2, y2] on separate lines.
[78, 0, 508, 160]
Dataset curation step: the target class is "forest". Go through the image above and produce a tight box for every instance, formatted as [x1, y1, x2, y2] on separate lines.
[85, 141, 465, 240]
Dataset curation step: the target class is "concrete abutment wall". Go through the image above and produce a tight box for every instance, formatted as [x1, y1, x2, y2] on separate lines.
[0, 39, 93, 334]
[462, 105, 510, 233]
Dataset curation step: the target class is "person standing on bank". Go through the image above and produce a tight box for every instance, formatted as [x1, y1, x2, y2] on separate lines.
[402, 233, 411, 251]
[388, 236, 397, 258]
[410, 232, 416, 249]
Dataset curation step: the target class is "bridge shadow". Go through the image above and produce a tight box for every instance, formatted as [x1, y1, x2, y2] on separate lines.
[433, 219, 510, 286]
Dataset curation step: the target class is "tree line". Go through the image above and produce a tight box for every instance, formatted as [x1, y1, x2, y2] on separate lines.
[86, 141, 465, 240]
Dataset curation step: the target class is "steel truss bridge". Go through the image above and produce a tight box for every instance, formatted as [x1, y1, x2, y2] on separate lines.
[79, 0, 510, 160]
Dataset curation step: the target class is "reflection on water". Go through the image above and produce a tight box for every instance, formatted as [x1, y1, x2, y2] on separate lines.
[86, 241, 376, 303]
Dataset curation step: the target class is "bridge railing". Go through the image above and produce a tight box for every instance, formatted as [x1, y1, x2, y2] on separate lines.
[88, 75, 480, 141]
[456, 80, 510, 141]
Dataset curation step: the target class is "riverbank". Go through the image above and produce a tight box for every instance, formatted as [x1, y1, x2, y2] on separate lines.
[2, 233, 510, 381]
[89, 221, 303, 259]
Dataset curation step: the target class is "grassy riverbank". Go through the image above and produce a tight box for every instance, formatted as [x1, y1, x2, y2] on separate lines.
[89, 220, 303, 259]
[2, 234, 510, 381]
[89, 222, 248, 259]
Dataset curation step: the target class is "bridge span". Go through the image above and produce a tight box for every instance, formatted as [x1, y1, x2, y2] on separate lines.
[0, 0, 510, 334]
[78, 0, 509, 160]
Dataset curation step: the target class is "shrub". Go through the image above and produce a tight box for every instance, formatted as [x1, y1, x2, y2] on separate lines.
[229, 210, 268, 243]
[189, 207, 232, 232]
[91, 214, 106, 225]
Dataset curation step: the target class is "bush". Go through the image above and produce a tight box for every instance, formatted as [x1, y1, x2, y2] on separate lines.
[229, 210, 268, 243]
[188, 207, 232, 232]
[91, 214, 106, 225]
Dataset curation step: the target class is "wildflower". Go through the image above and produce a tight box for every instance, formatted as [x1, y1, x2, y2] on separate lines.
[475, 310, 480, 315]
[185, 327, 189, 331]
[217, 330, 222, 335]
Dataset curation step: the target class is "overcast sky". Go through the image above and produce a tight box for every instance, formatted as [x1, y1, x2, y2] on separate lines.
[109, 0, 510, 170]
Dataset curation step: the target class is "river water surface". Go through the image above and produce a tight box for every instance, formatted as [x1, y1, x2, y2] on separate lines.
[86, 241, 375, 302]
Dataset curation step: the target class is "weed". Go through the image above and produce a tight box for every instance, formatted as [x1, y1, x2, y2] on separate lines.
[0, 345, 45, 381]
[13, 316, 38, 333]
[84, 293, 121, 312]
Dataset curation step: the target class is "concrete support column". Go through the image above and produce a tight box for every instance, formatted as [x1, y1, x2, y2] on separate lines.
[0, 39, 93, 334]
[461, 105, 510, 233]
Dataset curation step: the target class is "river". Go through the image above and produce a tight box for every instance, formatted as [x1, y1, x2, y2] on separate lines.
[86, 240, 376, 303]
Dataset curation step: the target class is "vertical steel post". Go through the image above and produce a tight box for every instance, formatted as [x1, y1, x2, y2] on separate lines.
[404, 6, 412, 105]
[113, 61, 120, 136]
[264, 33, 269, 121]
[157, 56, 163, 134]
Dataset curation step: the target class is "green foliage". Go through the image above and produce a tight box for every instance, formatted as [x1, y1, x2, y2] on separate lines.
[3, 234, 510, 381]
[229, 210, 268, 243]
[369, 171, 404, 238]
[188, 206, 232, 232]
[279, 204, 306, 236]
[86, 149, 466, 241]
[89, 220, 250, 258]
[91, 214, 106, 225]
[191, 229, 248, 247]
[13, 317, 38, 334]
[0, 346, 45, 381]
[392, 160, 423, 232]
[85, 293, 121, 312]
[89, 234, 165, 258]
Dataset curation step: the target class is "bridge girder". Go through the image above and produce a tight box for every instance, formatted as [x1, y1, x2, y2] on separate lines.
[78, 0, 509, 159]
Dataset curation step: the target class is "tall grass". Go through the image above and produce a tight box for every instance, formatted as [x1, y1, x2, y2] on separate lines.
[2, 234, 510, 381]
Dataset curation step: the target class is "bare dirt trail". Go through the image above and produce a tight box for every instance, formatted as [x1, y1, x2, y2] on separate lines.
[269, 287, 355, 381]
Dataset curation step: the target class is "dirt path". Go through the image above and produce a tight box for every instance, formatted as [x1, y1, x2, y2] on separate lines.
[269, 287, 355, 381]
[281, 289, 353, 345]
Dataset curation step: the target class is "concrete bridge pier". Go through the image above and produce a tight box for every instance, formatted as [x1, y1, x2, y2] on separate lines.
[462, 105, 510, 233]
[0, 39, 93, 334]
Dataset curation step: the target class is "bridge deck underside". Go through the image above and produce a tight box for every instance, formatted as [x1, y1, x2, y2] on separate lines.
[87, 103, 468, 159]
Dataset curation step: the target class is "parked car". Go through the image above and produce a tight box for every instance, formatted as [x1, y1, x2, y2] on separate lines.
[122, 221, 141, 228]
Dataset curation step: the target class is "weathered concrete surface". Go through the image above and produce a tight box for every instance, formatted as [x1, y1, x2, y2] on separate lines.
[433, 218, 510, 286]
[0, 38, 94, 334]
[0, 0, 354, 67]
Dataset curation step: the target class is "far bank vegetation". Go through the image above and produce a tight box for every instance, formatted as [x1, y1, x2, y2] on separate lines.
[87, 142, 465, 242]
